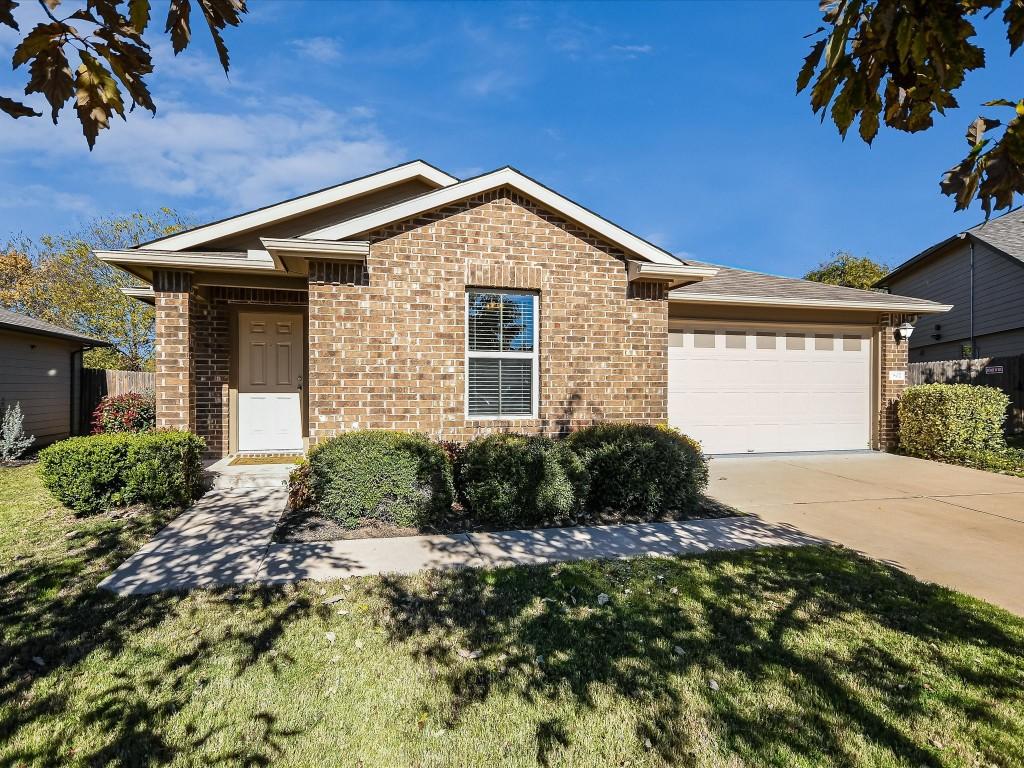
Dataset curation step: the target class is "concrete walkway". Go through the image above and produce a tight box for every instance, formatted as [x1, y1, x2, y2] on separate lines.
[707, 452, 1024, 615]
[100, 488, 822, 595]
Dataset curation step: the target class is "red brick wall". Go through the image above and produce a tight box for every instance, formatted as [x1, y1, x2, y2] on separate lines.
[153, 270, 195, 432]
[153, 276, 308, 458]
[306, 188, 669, 445]
[878, 312, 913, 449]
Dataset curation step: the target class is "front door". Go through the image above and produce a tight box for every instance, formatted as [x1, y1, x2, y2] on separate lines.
[238, 312, 304, 452]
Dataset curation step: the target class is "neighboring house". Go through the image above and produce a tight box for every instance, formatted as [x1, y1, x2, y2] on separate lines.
[98, 161, 949, 458]
[876, 207, 1024, 362]
[0, 308, 110, 446]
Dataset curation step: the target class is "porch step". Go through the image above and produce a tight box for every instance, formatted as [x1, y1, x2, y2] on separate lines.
[203, 457, 297, 491]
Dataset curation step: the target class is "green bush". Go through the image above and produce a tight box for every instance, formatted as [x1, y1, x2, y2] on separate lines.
[38, 430, 205, 514]
[942, 446, 1024, 476]
[308, 430, 453, 528]
[458, 433, 585, 528]
[898, 384, 1009, 459]
[565, 423, 709, 519]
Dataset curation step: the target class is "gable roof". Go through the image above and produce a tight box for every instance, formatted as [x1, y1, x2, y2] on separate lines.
[138, 160, 459, 253]
[671, 262, 952, 313]
[878, 206, 1024, 285]
[300, 166, 685, 266]
[0, 307, 110, 345]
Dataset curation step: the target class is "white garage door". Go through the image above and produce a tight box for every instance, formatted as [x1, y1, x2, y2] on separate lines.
[668, 325, 872, 454]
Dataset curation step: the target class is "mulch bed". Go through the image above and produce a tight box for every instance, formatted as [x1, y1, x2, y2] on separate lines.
[273, 495, 742, 544]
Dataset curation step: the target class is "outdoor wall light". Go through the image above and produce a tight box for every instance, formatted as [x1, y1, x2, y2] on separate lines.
[895, 322, 915, 343]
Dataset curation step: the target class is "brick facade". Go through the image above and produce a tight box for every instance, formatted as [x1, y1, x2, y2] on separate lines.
[306, 188, 669, 445]
[152, 190, 914, 459]
[877, 312, 913, 449]
[153, 270, 195, 431]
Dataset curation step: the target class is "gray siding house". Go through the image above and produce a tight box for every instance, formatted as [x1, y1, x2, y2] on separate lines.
[0, 308, 109, 446]
[877, 208, 1024, 362]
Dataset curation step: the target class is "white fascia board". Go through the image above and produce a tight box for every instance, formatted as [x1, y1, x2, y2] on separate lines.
[627, 260, 718, 284]
[668, 291, 954, 313]
[95, 249, 278, 272]
[302, 167, 682, 265]
[139, 161, 458, 252]
[261, 238, 369, 259]
[121, 286, 155, 304]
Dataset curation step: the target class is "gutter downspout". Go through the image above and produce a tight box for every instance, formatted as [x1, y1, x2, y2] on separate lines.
[969, 237, 976, 358]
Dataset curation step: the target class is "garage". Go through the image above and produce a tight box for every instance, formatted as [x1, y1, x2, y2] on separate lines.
[668, 323, 873, 454]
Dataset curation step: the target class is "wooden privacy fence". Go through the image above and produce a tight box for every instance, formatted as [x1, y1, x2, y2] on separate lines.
[907, 355, 1024, 433]
[78, 368, 154, 434]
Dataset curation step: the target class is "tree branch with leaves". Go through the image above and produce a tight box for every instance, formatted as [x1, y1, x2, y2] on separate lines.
[1, 0, 246, 147]
[798, 0, 1024, 216]
[1, 209, 190, 370]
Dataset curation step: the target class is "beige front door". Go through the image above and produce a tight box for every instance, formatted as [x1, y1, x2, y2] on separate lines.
[237, 312, 304, 452]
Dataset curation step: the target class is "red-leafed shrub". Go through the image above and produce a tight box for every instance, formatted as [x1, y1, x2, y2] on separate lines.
[91, 391, 156, 434]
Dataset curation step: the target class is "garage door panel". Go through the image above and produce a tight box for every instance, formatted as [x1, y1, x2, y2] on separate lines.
[668, 324, 871, 454]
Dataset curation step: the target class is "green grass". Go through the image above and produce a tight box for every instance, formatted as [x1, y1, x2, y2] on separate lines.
[2, 463, 1024, 767]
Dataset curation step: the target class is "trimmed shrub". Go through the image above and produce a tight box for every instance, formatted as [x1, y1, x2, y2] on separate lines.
[308, 430, 454, 528]
[565, 423, 708, 519]
[898, 384, 1009, 459]
[91, 391, 156, 434]
[458, 433, 585, 529]
[38, 430, 205, 514]
[287, 459, 313, 511]
[944, 446, 1024, 476]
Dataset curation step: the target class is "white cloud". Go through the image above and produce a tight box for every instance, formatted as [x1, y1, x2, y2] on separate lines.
[462, 69, 522, 97]
[290, 37, 343, 63]
[1, 99, 405, 210]
[612, 44, 654, 58]
[0, 184, 96, 217]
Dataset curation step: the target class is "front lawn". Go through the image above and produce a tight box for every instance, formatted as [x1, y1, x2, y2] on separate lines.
[2, 464, 1023, 767]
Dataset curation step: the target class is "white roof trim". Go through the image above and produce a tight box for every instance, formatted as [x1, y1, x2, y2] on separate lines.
[96, 249, 277, 272]
[627, 260, 718, 286]
[668, 291, 953, 313]
[139, 161, 458, 252]
[261, 238, 369, 259]
[121, 286, 155, 304]
[302, 167, 682, 266]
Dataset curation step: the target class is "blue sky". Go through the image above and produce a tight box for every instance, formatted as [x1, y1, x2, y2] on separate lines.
[0, 1, 1020, 277]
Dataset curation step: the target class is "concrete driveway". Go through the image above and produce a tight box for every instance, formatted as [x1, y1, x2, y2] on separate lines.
[707, 452, 1024, 615]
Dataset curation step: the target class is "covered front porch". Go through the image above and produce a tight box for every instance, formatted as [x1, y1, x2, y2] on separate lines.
[98, 240, 370, 459]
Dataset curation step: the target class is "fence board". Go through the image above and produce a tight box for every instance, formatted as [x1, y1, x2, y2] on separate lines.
[78, 368, 154, 434]
[908, 355, 1024, 433]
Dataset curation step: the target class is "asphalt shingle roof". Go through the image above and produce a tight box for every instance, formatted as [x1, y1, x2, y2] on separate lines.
[966, 206, 1024, 262]
[879, 206, 1024, 285]
[671, 262, 946, 310]
[0, 307, 109, 345]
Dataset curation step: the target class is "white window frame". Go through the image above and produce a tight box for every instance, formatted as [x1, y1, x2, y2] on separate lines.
[465, 289, 539, 420]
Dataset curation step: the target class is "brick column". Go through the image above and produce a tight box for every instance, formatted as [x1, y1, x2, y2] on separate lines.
[306, 259, 368, 447]
[877, 312, 912, 450]
[153, 270, 195, 431]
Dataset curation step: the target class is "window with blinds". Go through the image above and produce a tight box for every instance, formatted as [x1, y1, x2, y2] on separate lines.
[466, 290, 538, 417]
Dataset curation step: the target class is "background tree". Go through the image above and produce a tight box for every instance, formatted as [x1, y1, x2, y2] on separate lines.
[1, 208, 189, 370]
[804, 251, 890, 289]
[1, 0, 247, 147]
[798, 0, 1024, 216]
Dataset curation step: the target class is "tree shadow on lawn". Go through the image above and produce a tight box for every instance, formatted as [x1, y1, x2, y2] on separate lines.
[372, 546, 1024, 766]
[0, 503, 313, 768]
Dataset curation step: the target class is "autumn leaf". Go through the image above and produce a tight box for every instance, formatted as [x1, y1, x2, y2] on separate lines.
[74, 51, 125, 148]
[0, 95, 39, 118]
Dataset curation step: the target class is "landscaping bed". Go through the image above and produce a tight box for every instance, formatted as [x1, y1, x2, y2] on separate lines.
[276, 424, 736, 543]
[3, 461, 1024, 767]
[274, 495, 739, 543]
